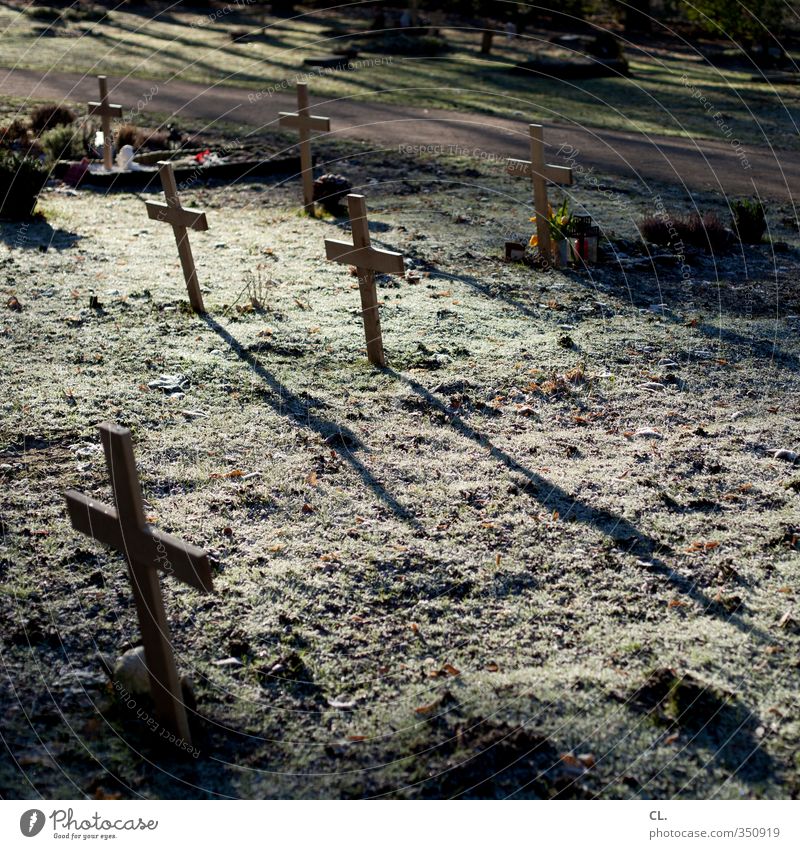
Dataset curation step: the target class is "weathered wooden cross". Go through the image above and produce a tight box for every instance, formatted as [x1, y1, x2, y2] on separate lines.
[279, 83, 331, 214]
[87, 75, 123, 171]
[145, 161, 208, 313]
[507, 123, 573, 263]
[325, 194, 405, 367]
[65, 423, 213, 745]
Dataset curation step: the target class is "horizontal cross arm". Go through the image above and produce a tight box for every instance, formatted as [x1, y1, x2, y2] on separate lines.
[64, 491, 213, 593]
[325, 239, 405, 275]
[507, 158, 573, 186]
[88, 101, 124, 118]
[146, 201, 209, 231]
[279, 113, 331, 133]
[65, 489, 123, 550]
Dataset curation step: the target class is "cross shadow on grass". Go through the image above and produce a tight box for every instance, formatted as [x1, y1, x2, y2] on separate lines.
[0, 217, 81, 251]
[430, 262, 799, 371]
[382, 366, 771, 642]
[201, 315, 420, 528]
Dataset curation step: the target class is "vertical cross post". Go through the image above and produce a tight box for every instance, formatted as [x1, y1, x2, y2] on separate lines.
[529, 124, 551, 260]
[324, 194, 405, 367]
[507, 123, 573, 266]
[145, 161, 209, 312]
[279, 84, 331, 214]
[87, 75, 123, 171]
[350, 195, 382, 366]
[64, 424, 214, 745]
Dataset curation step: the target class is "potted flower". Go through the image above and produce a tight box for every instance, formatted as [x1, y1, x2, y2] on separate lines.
[529, 197, 572, 267]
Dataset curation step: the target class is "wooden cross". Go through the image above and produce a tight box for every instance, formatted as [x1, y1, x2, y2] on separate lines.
[325, 194, 404, 367]
[279, 83, 330, 214]
[64, 424, 213, 745]
[145, 161, 208, 313]
[507, 123, 572, 263]
[87, 75, 123, 171]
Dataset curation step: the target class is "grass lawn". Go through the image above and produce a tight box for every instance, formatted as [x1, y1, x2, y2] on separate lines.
[1, 136, 799, 798]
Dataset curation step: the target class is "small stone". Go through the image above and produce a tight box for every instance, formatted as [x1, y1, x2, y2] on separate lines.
[773, 449, 799, 464]
[112, 646, 150, 696]
[639, 382, 667, 392]
[635, 428, 664, 439]
[147, 374, 189, 394]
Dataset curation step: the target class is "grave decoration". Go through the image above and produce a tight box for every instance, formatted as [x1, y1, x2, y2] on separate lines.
[145, 161, 209, 313]
[507, 123, 573, 267]
[87, 75, 123, 171]
[313, 173, 352, 214]
[279, 83, 331, 214]
[65, 424, 214, 745]
[566, 214, 600, 264]
[324, 194, 405, 367]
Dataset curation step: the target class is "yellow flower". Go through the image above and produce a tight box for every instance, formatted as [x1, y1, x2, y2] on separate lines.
[529, 233, 538, 247]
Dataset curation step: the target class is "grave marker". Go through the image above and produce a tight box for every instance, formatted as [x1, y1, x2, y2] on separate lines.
[145, 161, 208, 313]
[507, 123, 572, 264]
[325, 194, 405, 367]
[279, 83, 331, 214]
[65, 423, 213, 745]
[87, 75, 123, 171]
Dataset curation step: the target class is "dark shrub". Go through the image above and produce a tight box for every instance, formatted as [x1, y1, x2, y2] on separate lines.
[116, 124, 170, 152]
[40, 124, 87, 163]
[0, 151, 48, 220]
[30, 103, 77, 135]
[683, 212, 730, 252]
[731, 198, 766, 244]
[638, 210, 730, 253]
[0, 120, 31, 149]
[637, 214, 672, 246]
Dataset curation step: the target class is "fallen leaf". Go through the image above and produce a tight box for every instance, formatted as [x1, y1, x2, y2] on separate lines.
[93, 788, 122, 800]
[685, 540, 720, 553]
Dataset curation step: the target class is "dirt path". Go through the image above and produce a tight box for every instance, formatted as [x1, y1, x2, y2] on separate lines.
[2, 66, 798, 202]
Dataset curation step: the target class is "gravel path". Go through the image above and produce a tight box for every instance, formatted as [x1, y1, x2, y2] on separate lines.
[1, 66, 797, 201]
